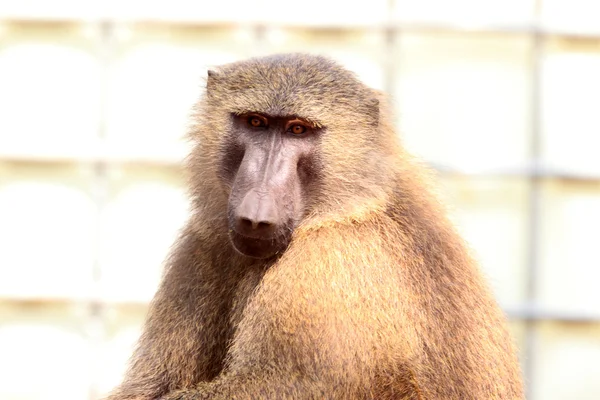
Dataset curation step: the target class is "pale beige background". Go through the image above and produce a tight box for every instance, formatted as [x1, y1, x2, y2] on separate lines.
[0, 1, 599, 399]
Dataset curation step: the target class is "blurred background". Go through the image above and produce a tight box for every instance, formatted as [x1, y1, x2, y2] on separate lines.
[0, 1, 599, 399]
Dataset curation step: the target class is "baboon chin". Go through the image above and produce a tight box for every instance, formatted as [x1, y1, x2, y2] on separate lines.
[227, 229, 291, 259]
[107, 53, 524, 400]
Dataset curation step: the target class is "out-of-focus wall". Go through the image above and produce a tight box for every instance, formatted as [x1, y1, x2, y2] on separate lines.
[0, 1, 599, 399]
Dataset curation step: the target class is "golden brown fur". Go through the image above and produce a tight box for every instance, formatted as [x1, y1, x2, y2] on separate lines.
[106, 54, 524, 400]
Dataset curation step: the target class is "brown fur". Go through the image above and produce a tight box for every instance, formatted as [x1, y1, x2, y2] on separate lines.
[106, 54, 524, 400]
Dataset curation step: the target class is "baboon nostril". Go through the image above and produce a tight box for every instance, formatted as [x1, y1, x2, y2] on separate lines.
[240, 217, 254, 229]
[257, 221, 273, 230]
[237, 217, 275, 233]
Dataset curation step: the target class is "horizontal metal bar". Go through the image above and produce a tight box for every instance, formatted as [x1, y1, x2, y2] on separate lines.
[505, 305, 600, 322]
[2, 296, 600, 323]
[431, 162, 600, 182]
[1, 149, 599, 182]
[1, 16, 600, 39]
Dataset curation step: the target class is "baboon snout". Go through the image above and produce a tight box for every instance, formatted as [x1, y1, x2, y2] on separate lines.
[234, 190, 281, 238]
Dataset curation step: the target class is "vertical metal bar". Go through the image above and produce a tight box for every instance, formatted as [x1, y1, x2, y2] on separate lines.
[384, 0, 394, 95]
[523, 1, 545, 398]
[385, 0, 399, 132]
[383, 28, 397, 102]
[87, 19, 114, 400]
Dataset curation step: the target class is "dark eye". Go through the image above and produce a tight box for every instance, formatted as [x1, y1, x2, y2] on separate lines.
[248, 116, 266, 128]
[289, 125, 306, 135]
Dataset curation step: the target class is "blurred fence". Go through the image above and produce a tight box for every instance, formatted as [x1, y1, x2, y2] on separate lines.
[0, 1, 599, 399]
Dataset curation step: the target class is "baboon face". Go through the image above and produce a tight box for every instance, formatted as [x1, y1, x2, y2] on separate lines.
[206, 54, 381, 259]
[220, 112, 321, 259]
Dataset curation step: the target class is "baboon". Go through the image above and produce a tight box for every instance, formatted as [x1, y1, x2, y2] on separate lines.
[107, 53, 524, 400]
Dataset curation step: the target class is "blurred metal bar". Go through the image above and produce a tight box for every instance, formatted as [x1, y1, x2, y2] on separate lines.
[5, 295, 600, 324]
[431, 163, 600, 182]
[522, 1, 545, 394]
[86, 20, 115, 400]
[506, 306, 600, 323]
[2, 150, 600, 183]
[3, 15, 600, 39]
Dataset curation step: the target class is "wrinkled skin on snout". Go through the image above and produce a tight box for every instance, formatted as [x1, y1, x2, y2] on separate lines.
[219, 113, 321, 259]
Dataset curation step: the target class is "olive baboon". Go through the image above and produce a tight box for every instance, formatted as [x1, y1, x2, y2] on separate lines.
[107, 53, 524, 400]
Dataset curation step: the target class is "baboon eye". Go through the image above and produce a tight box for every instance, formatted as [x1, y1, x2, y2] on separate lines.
[288, 124, 307, 135]
[285, 119, 311, 135]
[290, 125, 306, 135]
[247, 115, 267, 128]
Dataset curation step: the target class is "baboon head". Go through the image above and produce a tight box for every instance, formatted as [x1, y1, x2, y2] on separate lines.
[195, 54, 394, 259]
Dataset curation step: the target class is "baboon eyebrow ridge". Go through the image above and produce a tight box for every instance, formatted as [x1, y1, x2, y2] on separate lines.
[233, 111, 323, 129]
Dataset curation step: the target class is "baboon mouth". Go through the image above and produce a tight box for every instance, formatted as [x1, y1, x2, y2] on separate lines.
[228, 230, 290, 259]
[231, 229, 278, 241]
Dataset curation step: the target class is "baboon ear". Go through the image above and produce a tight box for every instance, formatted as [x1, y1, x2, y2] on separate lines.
[206, 69, 220, 91]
